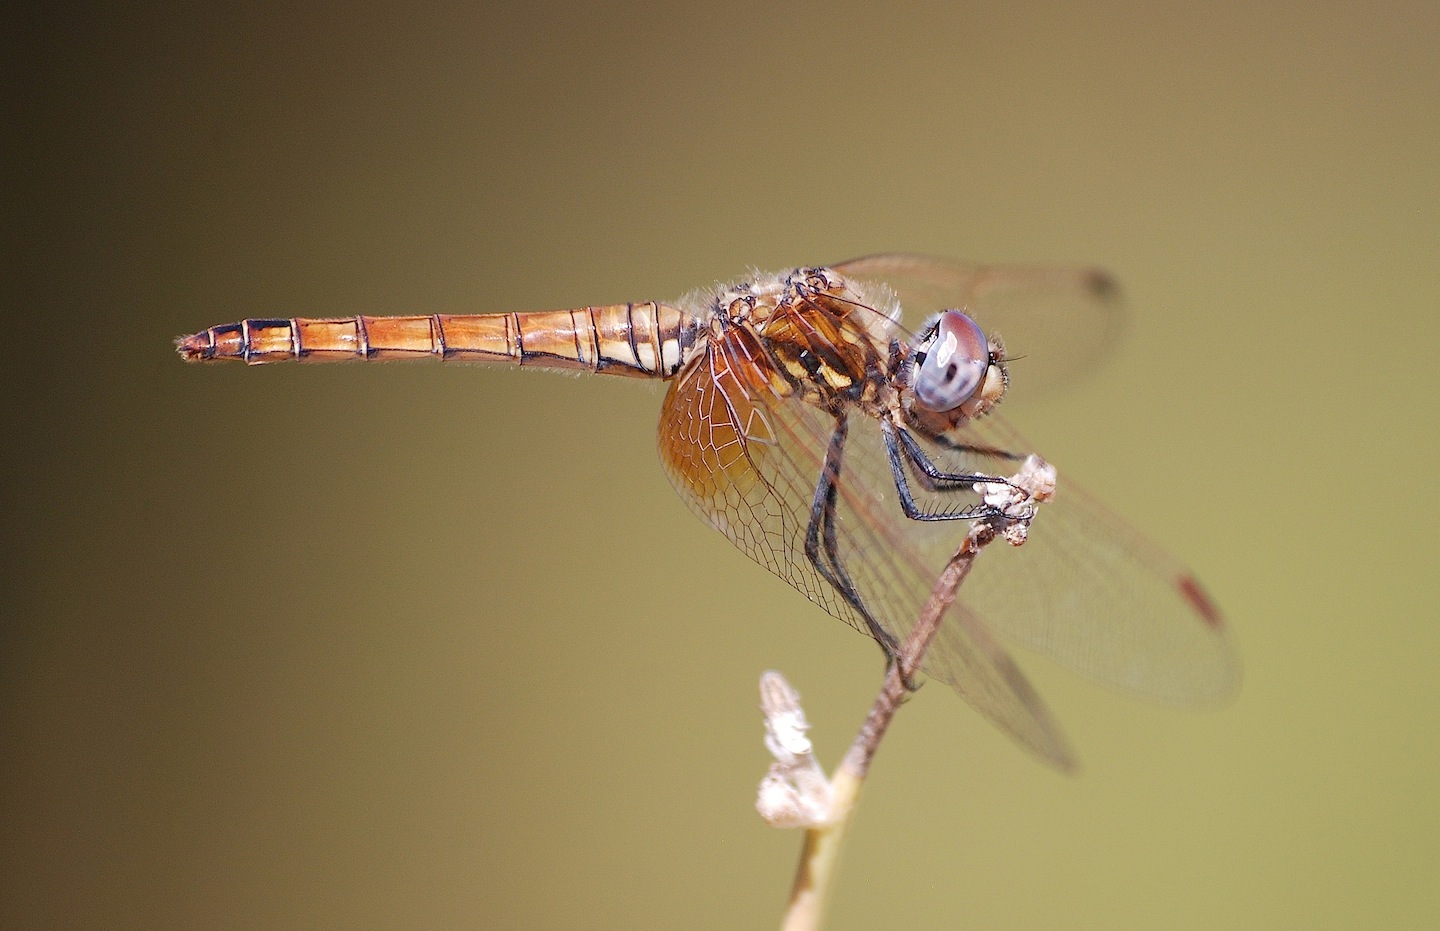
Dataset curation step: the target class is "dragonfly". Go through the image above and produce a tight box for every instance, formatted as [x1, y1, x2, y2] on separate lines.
[178, 253, 1239, 771]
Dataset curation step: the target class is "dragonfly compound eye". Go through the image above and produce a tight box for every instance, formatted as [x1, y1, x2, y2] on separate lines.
[913, 311, 990, 412]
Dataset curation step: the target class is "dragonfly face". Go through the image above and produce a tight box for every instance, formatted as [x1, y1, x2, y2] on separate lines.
[180, 254, 1238, 771]
[898, 309, 1010, 446]
[907, 310, 1008, 415]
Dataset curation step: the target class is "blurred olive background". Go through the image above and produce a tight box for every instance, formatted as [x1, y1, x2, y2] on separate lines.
[7, 2, 1438, 929]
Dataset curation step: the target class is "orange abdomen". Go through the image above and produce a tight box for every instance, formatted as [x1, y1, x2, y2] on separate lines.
[176, 303, 702, 379]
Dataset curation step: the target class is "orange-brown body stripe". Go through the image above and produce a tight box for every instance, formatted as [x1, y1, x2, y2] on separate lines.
[624, 304, 641, 371]
[587, 306, 602, 370]
[179, 304, 700, 377]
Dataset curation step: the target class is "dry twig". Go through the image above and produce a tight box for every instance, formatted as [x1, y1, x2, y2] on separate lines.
[763, 455, 1056, 931]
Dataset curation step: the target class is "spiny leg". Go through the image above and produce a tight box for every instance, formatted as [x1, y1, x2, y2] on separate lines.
[883, 421, 1007, 522]
[803, 414, 902, 659]
[896, 428, 1026, 488]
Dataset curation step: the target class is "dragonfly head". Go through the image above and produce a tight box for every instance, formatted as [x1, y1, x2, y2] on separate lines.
[908, 310, 1009, 420]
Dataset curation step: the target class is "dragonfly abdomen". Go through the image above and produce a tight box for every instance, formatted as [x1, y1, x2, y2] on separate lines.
[176, 303, 702, 378]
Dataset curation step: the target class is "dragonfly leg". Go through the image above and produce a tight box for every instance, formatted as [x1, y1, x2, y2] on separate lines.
[927, 432, 1028, 463]
[896, 428, 1020, 487]
[883, 422, 1002, 522]
[804, 415, 903, 662]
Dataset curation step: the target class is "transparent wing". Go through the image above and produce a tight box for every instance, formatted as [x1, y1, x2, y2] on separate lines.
[832, 253, 1125, 404]
[907, 415, 1241, 705]
[657, 331, 1077, 771]
[832, 254, 1238, 700]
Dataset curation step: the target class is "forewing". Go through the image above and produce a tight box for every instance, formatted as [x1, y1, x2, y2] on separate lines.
[912, 415, 1241, 705]
[657, 332, 1077, 770]
[832, 253, 1124, 403]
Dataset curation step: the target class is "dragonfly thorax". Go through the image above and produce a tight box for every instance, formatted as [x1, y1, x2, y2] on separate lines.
[696, 268, 894, 412]
[770, 269, 890, 410]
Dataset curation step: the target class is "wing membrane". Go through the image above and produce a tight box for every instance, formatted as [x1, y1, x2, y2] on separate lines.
[917, 415, 1241, 704]
[833, 253, 1125, 403]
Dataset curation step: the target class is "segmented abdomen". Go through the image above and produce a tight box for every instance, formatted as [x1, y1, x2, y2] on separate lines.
[176, 303, 702, 378]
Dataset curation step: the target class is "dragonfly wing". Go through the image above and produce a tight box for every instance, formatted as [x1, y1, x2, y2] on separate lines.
[656, 326, 860, 628]
[657, 332, 1077, 770]
[908, 414, 1241, 705]
[832, 253, 1125, 404]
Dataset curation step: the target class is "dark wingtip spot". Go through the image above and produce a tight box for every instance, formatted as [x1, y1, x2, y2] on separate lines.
[1176, 574, 1224, 629]
[1085, 268, 1121, 301]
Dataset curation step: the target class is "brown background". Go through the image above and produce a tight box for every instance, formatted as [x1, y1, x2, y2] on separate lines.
[7, 2, 1438, 928]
